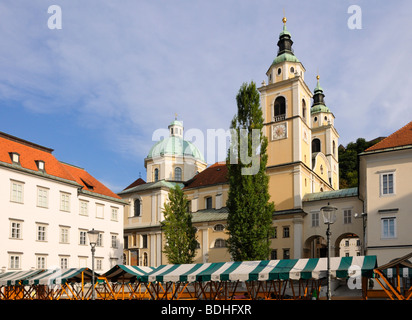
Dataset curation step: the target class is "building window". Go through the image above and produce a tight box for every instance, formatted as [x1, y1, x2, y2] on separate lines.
[143, 253, 148, 266]
[175, 167, 182, 181]
[35, 160, 45, 171]
[80, 200, 88, 216]
[36, 256, 47, 269]
[134, 199, 141, 217]
[97, 233, 103, 247]
[36, 224, 47, 241]
[344, 209, 352, 224]
[60, 227, 69, 244]
[312, 138, 321, 153]
[283, 249, 290, 260]
[60, 192, 70, 212]
[381, 172, 394, 196]
[214, 224, 225, 231]
[283, 226, 290, 238]
[271, 227, 277, 239]
[96, 259, 103, 271]
[312, 212, 319, 227]
[141, 234, 148, 249]
[37, 187, 49, 208]
[274, 96, 286, 122]
[111, 234, 118, 248]
[215, 239, 227, 248]
[381, 217, 396, 239]
[10, 220, 22, 239]
[60, 257, 69, 269]
[302, 99, 307, 122]
[271, 249, 277, 260]
[111, 207, 118, 221]
[96, 204, 104, 219]
[9, 152, 20, 164]
[79, 230, 87, 245]
[154, 168, 159, 182]
[205, 197, 212, 210]
[11, 181, 24, 203]
[9, 255, 21, 269]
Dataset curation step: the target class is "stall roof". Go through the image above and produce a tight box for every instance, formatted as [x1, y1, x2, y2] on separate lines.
[140, 256, 377, 283]
[103, 265, 155, 282]
[21, 268, 97, 286]
[0, 269, 44, 286]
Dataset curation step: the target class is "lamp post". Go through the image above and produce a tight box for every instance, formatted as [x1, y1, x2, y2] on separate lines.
[320, 203, 337, 301]
[87, 228, 99, 300]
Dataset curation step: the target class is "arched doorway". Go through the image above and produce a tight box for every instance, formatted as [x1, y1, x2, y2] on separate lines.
[336, 233, 361, 257]
[303, 235, 327, 258]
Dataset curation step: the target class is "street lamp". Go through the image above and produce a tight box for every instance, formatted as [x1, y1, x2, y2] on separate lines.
[87, 228, 99, 300]
[320, 203, 337, 301]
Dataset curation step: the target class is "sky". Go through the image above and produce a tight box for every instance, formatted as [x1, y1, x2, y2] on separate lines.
[0, 0, 411, 193]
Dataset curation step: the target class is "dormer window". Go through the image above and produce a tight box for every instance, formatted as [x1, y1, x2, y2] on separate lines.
[35, 160, 45, 172]
[9, 152, 20, 164]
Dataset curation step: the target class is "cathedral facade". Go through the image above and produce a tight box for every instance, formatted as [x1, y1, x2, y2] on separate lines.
[120, 18, 365, 267]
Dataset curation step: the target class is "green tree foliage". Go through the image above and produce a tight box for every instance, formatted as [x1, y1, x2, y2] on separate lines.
[226, 81, 275, 261]
[161, 185, 197, 264]
[339, 137, 383, 188]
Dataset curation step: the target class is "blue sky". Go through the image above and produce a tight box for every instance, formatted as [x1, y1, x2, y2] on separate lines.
[0, 1, 411, 192]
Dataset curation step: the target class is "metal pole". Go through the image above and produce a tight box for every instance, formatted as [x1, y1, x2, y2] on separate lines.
[91, 245, 95, 300]
[326, 223, 331, 300]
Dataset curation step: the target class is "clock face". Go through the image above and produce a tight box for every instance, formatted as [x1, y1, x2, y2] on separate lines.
[272, 123, 287, 140]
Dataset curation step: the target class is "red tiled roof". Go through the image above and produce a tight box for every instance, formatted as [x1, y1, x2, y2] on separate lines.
[123, 177, 146, 191]
[184, 162, 228, 189]
[365, 121, 412, 152]
[61, 162, 121, 199]
[0, 132, 76, 182]
[0, 131, 121, 200]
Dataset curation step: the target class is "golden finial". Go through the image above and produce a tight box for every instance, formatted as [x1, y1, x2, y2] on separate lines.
[282, 8, 287, 24]
[174, 113, 178, 120]
[316, 74, 320, 81]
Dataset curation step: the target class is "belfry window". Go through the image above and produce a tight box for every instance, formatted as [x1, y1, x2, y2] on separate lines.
[312, 138, 321, 153]
[274, 96, 286, 122]
[154, 168, 159, 182]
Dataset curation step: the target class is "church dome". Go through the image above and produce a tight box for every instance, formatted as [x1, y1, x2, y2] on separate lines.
[147, 118, 205, 162]
[147, 137, 205, 162]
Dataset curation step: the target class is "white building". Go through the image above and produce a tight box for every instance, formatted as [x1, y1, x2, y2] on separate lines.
[0, 131, 125, 272]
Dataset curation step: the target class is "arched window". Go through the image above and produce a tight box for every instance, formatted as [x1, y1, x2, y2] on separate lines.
[312, 138, 321, 153]
[214, 239, 227, 248]
[143, 252, 148, 266]
[134, 199, 141, 217]
[333, 140, 336, 156]
[154, 168, 159, 182]
[274, 96, 286, 122]
[175, 167, 182, 181]
[214, 224, 225, 232]
[302, 99, 307, 122]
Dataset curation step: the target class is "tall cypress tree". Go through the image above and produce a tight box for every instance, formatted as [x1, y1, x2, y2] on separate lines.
[161, 185, 197, 264]
[226, 81, 274, 261]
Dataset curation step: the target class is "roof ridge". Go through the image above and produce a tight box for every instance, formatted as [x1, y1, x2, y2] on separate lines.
[365, 121, 412, 152]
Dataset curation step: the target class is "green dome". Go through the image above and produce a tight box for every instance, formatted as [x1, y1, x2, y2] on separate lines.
[147, 136, 205, 162]
[169, 120, 183, 127]
[272, 52, 300, 66]
[311, 104, 331, 114]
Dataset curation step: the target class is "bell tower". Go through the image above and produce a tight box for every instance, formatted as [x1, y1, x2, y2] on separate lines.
[259, 16, 315, 211]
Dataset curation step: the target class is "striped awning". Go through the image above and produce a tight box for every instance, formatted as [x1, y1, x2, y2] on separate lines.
[17, 268, 97, 286]
[140, 256, 377, 283]
[103, 265, 155, 282]
[0, 269, 44, 286]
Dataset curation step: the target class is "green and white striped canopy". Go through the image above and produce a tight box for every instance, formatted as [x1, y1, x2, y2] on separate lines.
[140, 256, 377, 283]
[21, 268, 96, 286]
[0, 269, 44, 286]
[103, 265, 155, 282]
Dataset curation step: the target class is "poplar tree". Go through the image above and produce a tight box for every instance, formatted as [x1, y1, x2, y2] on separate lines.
[161, 185, 197, 264]
[226, 81, 274, 261]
